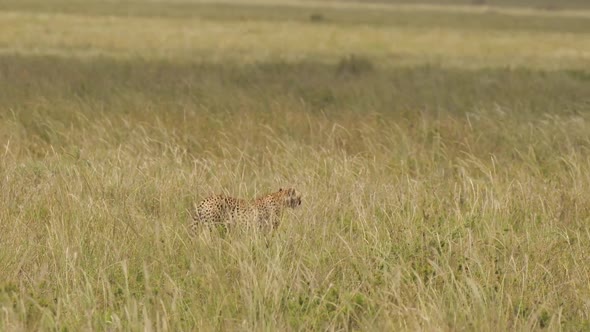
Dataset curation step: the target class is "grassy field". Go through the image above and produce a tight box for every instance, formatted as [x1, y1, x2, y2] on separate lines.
[1, 0, 590, 330]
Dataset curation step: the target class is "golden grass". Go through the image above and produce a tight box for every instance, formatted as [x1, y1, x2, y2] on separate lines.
[1, 54, 590, 330]
[1, 1, 590, 330]
[0, 10, 589, 69]
[193, 0, 590, 18]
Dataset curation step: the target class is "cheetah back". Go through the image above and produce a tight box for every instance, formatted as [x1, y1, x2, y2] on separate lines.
[191, 195, 252, 229]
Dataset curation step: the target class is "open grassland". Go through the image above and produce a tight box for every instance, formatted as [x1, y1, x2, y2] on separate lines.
[1, 1, 590, 68]
[2, 0, 590, 330]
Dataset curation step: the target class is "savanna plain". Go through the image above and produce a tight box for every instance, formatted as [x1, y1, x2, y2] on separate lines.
[1, 0, 590, 330]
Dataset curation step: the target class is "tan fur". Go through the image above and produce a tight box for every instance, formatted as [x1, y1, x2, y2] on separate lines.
[190, 188, 302, 232]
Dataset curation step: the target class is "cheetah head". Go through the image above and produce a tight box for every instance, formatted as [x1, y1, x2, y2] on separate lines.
[279, 188, 302, 208]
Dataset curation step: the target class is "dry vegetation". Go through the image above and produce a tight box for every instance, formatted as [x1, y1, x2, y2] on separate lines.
[1, 0, 590, 330]
[1, 1, 590, 68]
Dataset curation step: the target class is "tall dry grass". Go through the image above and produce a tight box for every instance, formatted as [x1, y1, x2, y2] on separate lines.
[1, 55, 590, 330]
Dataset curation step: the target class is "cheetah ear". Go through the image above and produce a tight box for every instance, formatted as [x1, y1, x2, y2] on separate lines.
[279, 188, 283, 192]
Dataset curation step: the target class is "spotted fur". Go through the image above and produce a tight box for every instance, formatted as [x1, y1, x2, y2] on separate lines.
[190, 188, 302, 232]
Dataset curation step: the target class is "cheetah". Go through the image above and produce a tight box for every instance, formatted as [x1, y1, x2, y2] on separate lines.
[190, 188, 302, 232]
